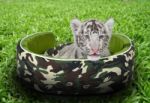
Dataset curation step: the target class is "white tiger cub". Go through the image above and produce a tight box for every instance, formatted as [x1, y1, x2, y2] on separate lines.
[54, 18, 114, 61]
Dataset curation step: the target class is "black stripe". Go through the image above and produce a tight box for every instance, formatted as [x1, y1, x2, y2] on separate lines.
[75, 50, 78, 58]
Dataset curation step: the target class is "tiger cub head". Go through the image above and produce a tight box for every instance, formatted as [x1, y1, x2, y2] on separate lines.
[71, 18, 114, 60]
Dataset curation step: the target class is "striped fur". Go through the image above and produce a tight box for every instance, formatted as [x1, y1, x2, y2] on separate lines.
[54, 18, 114, 60]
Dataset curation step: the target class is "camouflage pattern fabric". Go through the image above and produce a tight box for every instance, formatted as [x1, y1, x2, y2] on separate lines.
[17, 41, 135, 95]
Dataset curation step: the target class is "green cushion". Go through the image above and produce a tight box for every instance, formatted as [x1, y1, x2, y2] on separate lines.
[21, 32, 131, 55]
[22, 32, 56, 54]
[109, 34, 130, 55]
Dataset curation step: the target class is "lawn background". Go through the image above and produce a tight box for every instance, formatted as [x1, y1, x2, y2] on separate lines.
[0, 0, 150, 103]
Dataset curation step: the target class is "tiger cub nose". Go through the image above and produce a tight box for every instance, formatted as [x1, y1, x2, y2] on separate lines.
[91, 48, 99, 53]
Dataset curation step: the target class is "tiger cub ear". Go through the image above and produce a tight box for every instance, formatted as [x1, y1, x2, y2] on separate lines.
[105, 18, 114, 32]
[70, 19, 81, 36]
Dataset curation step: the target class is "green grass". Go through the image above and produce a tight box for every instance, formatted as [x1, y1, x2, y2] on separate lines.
[0, 0, 150, 103]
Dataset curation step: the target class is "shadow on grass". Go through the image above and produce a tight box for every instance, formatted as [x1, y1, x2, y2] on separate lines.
[9, 62, 136, 103]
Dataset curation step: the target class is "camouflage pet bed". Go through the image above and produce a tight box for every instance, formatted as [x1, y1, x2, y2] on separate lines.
[16, 32, 135, 95]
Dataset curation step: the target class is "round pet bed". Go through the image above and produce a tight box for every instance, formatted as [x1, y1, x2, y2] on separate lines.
[16, 32, 135, 95]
